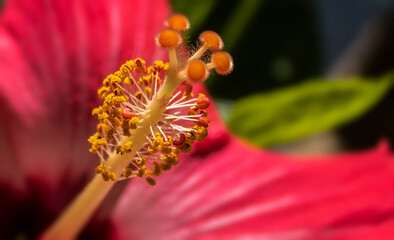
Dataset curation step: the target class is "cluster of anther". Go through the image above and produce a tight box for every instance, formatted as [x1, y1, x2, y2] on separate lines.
[88, 13, 233, 186]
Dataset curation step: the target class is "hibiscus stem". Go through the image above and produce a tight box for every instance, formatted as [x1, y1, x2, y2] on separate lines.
[41, 174, 115, 240]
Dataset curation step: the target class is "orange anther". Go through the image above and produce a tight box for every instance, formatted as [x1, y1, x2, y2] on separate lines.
[186, 60, 209, 82]
[182, 80, 193, 96]
[156, 28, 182, 48]
[197, 117, 210, 128]
[166, 14, 190, 32]
[122, 108, 137, 119]
[200, 31, 223, 51]
[172, 133, 186, 146]
[196, 97, 210, 109]
[212, 51, 233, 75]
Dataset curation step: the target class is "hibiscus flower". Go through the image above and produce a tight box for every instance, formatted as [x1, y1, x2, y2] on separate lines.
[1, 0, 394, 240]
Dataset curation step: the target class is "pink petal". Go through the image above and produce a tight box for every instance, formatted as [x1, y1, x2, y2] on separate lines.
[0, 0, 169, 189]
[113, 136, 394, 239]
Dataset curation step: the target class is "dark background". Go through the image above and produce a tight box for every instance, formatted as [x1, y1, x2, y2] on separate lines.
[172, 0, 394, 151]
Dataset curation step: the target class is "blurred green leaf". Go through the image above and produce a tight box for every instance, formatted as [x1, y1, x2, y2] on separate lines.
[214, 98, 235, 122]
[171, 0, 264, 51]
[220, 0, 263, 51]
[228, 75, 393, 147]
[171, 0, 218, 36]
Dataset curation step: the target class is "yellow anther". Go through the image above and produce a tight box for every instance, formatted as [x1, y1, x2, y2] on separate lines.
[114, 70, 123, 78]
[134, 58, 146, 70]
[154, 60, 164, 68]
[103, 77, 110, 87]
[194, 125, 208, 141]
[121, 120, 131, 136]
[122, 168, 133, 178]
[113, 88, 124, 97]
[163, 62, 170, 71]
[110, 108, 122, 118]
[156, 28, 182, 48]
[151, 133, 164, 149]
[97, 123, 109, 135]
[147, 147, 155, 153]
[124, 77, 132, 85]
[172, 148, 181, 155]
[135, 91, 142, 100]
[153, 60, 166, 72]
[146, 177, 157, 186]
[87, 133, 99, 144]
[106, 128, 116, 142]
[109, 172, 116, 181]
[92, 107, 103, 116]
[88, 133, 107, 153]
[137, 165, 147, 177]
[125, 59, 135, 69]
[147, 66, 154, 74]
[112, 96, 127, 105]
[166, 13, 190, 32]
[120, 63, 132, 76]
[159, 145, 172, 155]
[109, 116, 121, 127]
[124, 141, 133, 150]
[101, 170, 116, 181]
[200, 110, 208, 117]
[160, 160, 172, 171]
[109, 75, 122, 87]
[116, 141, 133, 155]
[129, 117, 139, 129]
[188, 109, 197, 116]
[136, 156, 146, 166]
[178, 143, 192, 153]
[200, 31, 223, 51]
[212, 51, 233, 75]
[95, 164, 105, 174]
[154, 132, 162, 138]
[98, 87, 110, 98]
[162, 136, 173, 146]
[186, 60, 209, 82]
[97, 112, 109, 122]
[152, 161, 162, 176]
[186, 131, 197, 143]
[145, 87, 152, 98]
[142, 76, 151, 85]
[162, 152, 178, 165]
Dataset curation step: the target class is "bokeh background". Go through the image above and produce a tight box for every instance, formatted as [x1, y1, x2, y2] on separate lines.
[1, 0, 391, 153]
[171, 0, 394, 154]
[0, 0, 393, 239]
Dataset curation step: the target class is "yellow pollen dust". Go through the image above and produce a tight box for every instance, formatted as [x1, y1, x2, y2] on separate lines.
[89, 13, 233, 186]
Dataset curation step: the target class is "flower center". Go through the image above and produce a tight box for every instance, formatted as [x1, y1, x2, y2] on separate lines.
[88, 14, 233, 186]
